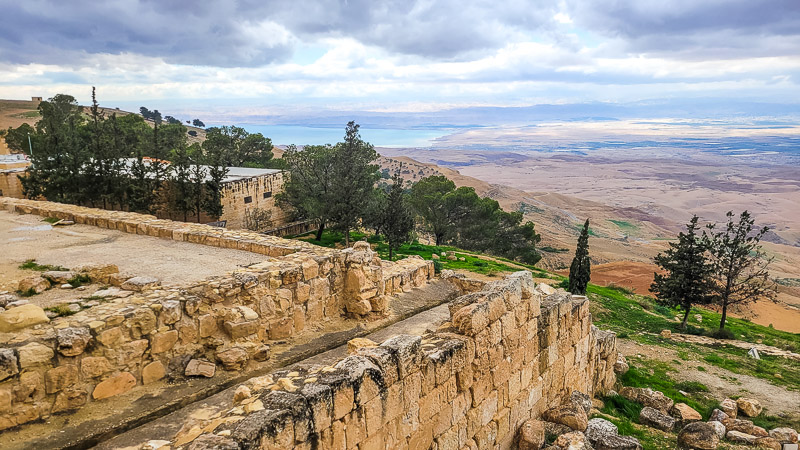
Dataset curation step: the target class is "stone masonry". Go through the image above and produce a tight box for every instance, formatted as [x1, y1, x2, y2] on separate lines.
[165, 271, 619, 450]
[0, 198, 433, 431]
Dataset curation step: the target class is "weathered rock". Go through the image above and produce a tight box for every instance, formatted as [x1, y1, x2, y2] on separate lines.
[121, 276, 160, 292]
[216, 347, 248, 371]
[0, 349, 18, 381]
[56, 327, 92, 356]
[17, 276, 50, 294]
[543, 403, 589, 431]
[52, 387, 88, 412]
[91, 287, 133, 298]
[150, 330, 178, 354]
[726, 430, 759, 444]
[545, 421, 575, 438]
[519, 419, 546, 450]
[571, 390, 593, 415]
[42, 270, 77, 284]
[140, 440, 171, 450]
[553, 431, 593, 449]
[0, 304, 49, 332]
[585, 418, 641, 450]
[92, 371, 136, 399]
[709, 409, 729, 423]
[187, 434, 239, 450]
[736, 397, 763, 417]
[142, 361, 166, 384]
[671, 403, 702, 424]
[613, 354, 629, 375]
[660, 329, 672, 339]
[347, 337, 377, 355]
[619, 387, 674, 414]
[45, 365, 79, 394]
[722, 418, 768, 437]
[252, 344, 270, 362]
[639, 406, 675, 431]
[754, 437, 783, 450]
[233, 385, 251, 403]
[769, 427, 798, 444]
[17, 342, 54, 369]
[80, 356, 111, 378]
[185, 359, 215, 377]
[719, 398, 737, 418]
[678, 422, 720, 450]
[708, 421, 726, 440]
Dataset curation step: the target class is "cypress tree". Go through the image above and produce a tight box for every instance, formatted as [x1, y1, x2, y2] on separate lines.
[383, 173, 415, 259]
[568, 219, 591, 295]
[652, 215, 715, 329]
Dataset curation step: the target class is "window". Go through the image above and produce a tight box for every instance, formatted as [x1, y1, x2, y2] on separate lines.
[244, 196, 252, 204]
[263, 191, 272, 199]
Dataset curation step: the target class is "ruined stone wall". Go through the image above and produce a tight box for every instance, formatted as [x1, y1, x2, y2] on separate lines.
[166, 271, 618, 450]
[220, 172, 290, 231]
[0, 198, 433, 431]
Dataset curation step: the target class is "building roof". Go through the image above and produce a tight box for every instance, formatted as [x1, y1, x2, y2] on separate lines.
[119, 158, 281, 183]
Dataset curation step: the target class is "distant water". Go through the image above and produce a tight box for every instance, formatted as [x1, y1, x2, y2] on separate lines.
[232, 124, 452, 148]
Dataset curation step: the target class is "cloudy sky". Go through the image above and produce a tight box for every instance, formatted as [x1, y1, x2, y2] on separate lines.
[1, 0, 798, 116]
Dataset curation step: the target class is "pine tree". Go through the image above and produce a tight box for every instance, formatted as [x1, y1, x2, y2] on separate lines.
[568, 219, 591, 295]
[651, 215, 715, 329]
[707, 211, 777, 331]
[383, 173, 415, 259]
[170, 143, 193, 221]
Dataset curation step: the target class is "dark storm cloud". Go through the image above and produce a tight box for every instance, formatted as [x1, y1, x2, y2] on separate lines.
[565, 0, 800, 58]
[0, 0, 798, 68]
[0, 0, 557, 67]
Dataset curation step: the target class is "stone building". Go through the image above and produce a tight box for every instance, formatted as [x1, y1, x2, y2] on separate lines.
[217, 167, 290, 231]
[0, 154, 30, 199]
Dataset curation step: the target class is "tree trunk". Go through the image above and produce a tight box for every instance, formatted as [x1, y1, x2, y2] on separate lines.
[435, 234, 442, 246]
[315, 221, 326, 241]
[681, 309, 690, 329]
[719, 302, 728, 330]
[345, 228, 350, 247]
[389, 246, 394, 260]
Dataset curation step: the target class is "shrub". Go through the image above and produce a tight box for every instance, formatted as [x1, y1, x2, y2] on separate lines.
[711, 328, 735, 340]
[606, 282, 635, 295]
[674, 381, 709, 393]
[432, 260, 443, 274]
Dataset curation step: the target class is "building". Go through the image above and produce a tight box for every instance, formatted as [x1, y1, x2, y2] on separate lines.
[0, 154, 30, 198]
[217, 167, 290, 231]
[31, 96, 42, 103]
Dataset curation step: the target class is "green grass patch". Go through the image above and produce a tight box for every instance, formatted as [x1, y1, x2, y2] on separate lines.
[66, 274, 91, 288]
[44, 304, 79, 317]
[19, 259, 68, 272]
[609, 219, 639, 231]
[42, 217, 60, 224]
[17, 288, 37, 297]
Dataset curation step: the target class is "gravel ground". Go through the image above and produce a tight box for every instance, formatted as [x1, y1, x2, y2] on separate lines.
[0, 210, 269, 301]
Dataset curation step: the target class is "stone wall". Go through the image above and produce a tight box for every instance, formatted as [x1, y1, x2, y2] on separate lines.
[0, 198, 433, 431]
[0, 171, 25, 199]
[164, 271, 619, 450]
[220, 172, 290, 231]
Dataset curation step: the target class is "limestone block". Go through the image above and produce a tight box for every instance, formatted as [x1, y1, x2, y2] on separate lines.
[198, 314, 218, 337]
[187, 434, 238, 450]
[13, 372, 44, 403]
[224, 320, 258, 339]
[347, 338, 377, 355]
[120, 276, 160, 292]
[722, 418, 768, 437]
[160, 300, 182, 324]
[142, 361, 166, 384]
[554, 431, 592, 449]
[97, 326, 124, 347]
[639, 406, 675, 431]
[116, 339, 149, 365]
[81, 356, 112, 378]
[0, 304, 49, 332]
[0, 349, 19, 381]
[17, 276, 50, 295]
[671, 403, 702, 424]
[708, 420, 726, 439]
[736, 397, 763, 417]
[150, 330, 179, 354]
[44, 365, 79, 394]
[619, 387, 673, 414]
[52, 387, 88, 413]
[252, 344, 271, 362]
[267, 317, 293, 340]
[185, 359, 215, 377]
[216, 347, 248, 371]
[129, 308, 158, 338]
[543, 403, 589, 431]
[719, 398, 738, 418]
[726, 430, 759, 444]
[56, 327, 92, 357]
[769, 427, 799, 444]
[93, 372, 136, 399]
[452, 302, 489, 336]
[380, 334, 423, 378]
[678, 422, 720, 450]
[518, 419, 546, 450]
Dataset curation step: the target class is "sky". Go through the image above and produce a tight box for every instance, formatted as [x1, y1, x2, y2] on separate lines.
[1, 0, 799, 119]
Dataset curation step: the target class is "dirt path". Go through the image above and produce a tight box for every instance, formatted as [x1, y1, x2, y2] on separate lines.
[619, 339, 800, 416]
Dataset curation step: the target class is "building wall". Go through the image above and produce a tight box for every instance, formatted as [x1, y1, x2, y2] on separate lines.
[219, 172, 290, 231]
[0, 171, 26, 198]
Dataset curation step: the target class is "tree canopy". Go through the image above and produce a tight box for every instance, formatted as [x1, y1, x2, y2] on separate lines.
[568, 219, 591, 295]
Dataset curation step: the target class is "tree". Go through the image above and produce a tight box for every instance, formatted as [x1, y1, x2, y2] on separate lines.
[170, 142, 193, 221]
[192, 118, 205, 128]
[187, 143, 208, 222]
[276, 144, 336, 240]
[707, 211, 777, 331]
[382, 173, 415, 259]
[408, 175, 457, 246]
[204, 125, 273, 168]
[328, 122, 379, 246]
[568, 219, 592, 295]
[164, 115, 181, 125]
[651, 216, 715, 329]
[4, 123, 35, 153]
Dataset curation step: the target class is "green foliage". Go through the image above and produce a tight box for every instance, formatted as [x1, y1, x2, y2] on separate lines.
[651, 215, 715, 329]
[42, 217, 60, 224]
[44, 304, 79, 317]
[610, 219, 638, 231]
[382, 173, 415, 258]
[568, 219, 591, 295]
[19, 259, 68, 272]
[3, 122, 35, 152]
[707, 210, 777, 330]
[66, 274, 91, 288]
[711, 328, 735, 340]
[408, 175, 542, 264]
[18, 288, 38, 297]
[540, 246, 569, 253]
